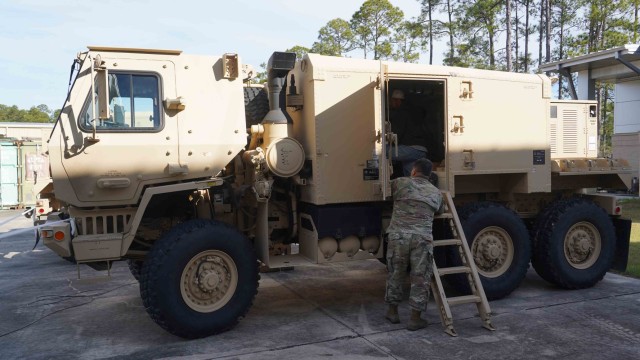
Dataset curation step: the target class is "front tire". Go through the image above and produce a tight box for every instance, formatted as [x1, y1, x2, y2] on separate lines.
[140, 219, 259, 339]
[531, 198, 615, 289]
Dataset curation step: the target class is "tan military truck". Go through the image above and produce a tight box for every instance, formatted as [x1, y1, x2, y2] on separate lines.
[37, 47, 633, 338]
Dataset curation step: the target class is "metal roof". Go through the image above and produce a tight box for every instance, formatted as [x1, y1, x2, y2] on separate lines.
[538, 44, 640, 81]
[87, 46, 182, 55]
[0, 122, 54, 128]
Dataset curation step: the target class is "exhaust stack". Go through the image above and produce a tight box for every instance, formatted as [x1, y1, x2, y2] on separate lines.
[263, 52, 297, 124]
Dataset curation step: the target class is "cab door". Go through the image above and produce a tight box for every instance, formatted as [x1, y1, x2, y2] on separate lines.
[56, 52, 179, 206]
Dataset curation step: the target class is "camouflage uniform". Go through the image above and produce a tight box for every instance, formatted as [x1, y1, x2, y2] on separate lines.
[385, 176, 443, 311]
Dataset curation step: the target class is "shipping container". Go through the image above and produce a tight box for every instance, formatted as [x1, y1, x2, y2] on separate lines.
[0, 139, 50, 208]
[0, 141, 18, 208]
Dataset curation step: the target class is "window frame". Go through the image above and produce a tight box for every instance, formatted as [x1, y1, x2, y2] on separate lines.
[78, 70, 165, 133]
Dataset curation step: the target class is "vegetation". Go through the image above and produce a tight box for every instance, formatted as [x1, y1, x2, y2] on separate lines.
[284, 0, 638, 153]
[620, 199, 640, 278]
[0, 104, 57, 123]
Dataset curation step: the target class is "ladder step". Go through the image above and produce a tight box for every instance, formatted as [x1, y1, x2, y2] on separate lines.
[434, 213, 453, 219]
[433, 239, 463, 247]
[438, 266, 471, 276]
[447, 295, 482, 306]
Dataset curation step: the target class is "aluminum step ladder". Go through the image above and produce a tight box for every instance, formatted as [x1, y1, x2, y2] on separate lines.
[431, 191, 496, 337]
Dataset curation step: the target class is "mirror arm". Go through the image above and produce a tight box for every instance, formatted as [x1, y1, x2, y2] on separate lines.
[89, 56, 98, 142]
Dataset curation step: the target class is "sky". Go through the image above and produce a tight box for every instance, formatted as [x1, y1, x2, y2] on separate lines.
[0, 0, 423, 111]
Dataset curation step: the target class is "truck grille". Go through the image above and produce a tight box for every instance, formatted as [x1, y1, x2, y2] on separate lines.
[69, 208, 137, 236]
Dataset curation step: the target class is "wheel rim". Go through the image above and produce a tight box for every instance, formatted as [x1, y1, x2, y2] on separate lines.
[471, 226, 514, 278]
[563, 221, 601, 270]
[180, 250, 238, 313]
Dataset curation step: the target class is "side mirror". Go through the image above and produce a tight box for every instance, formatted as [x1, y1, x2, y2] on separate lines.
[95, 68, 110, 120]
[93, 55, 110, 120]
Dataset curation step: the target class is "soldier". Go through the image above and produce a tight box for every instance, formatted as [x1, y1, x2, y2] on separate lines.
[384, 158, 443, 331]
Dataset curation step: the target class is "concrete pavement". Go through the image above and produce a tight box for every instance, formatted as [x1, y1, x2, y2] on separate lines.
[1, 210, 639, 360]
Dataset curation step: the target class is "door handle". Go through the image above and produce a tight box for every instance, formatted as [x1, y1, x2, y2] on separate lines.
[451, 115, 465, 133]
[96, 177, 131, 189]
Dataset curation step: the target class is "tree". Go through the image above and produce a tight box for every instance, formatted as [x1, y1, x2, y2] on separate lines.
[634, 0, 640, 43]
[506, 0, 513, 71]
[0, 105, 22, 122]
[514, 0, 519, 71]
[0, 104, 52, 123]
[545, 0, 551, 63]
[455, 0, 502, 69]
[522, 0, 533, 72]
[311, 18, 355, 56]
[419, 0, 441, 65]
[552, 0, 579, 98]
[254, 62, 268, 84]
[36, 104, 51, 115]
[392, 20, 423, 63]
[285, 46, 310, 61]
[51, 109, 61, 122]
[441, 0, 460, 66]
[538, 0, 544, 66]
[350, 0, 404, 59]
[24, 106, 51, 123]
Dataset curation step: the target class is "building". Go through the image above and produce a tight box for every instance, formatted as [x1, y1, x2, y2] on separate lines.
[0, 122, 54, 145]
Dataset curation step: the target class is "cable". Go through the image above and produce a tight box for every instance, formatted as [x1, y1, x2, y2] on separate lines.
[0, 282, 136, 338]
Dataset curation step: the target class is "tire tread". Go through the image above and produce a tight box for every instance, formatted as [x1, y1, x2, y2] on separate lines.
[140, 219, 259, 339]
[531, 198, 615, 289]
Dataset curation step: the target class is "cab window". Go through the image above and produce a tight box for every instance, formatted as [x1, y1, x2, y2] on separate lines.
[80, 72, 162, 131]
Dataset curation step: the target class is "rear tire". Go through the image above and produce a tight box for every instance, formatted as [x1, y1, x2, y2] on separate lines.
[531, 198, 615, 289]
[451, 202, 531, 300]
[140, 219, 259, 339]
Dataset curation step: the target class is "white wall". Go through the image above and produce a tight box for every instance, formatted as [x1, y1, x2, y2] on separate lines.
[613, 133, 640, 172]
[615, 80, 640, 134]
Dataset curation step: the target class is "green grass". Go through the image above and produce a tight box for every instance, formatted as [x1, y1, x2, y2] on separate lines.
[619, 198, 640, 278]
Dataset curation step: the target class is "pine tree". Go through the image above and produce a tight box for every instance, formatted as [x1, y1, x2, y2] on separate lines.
[351, 0, 404, 59]
[311, 18, 355, 56]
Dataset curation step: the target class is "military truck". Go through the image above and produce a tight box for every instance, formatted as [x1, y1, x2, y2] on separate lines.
[36, 46, 633, 338]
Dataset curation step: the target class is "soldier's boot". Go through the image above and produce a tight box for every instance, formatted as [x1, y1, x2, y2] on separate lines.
[385, 304, 400, 324]
[407, 309, 428, 331]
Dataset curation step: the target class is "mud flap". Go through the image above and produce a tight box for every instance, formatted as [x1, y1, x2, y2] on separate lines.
[611, 217, 631, 272]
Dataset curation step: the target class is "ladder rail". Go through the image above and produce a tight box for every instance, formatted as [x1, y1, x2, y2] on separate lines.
[430, 264, 456, 336]
[443, 191, 493, 317]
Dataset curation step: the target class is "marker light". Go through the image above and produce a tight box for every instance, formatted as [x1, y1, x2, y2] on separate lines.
[54, 231, 66, 241]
